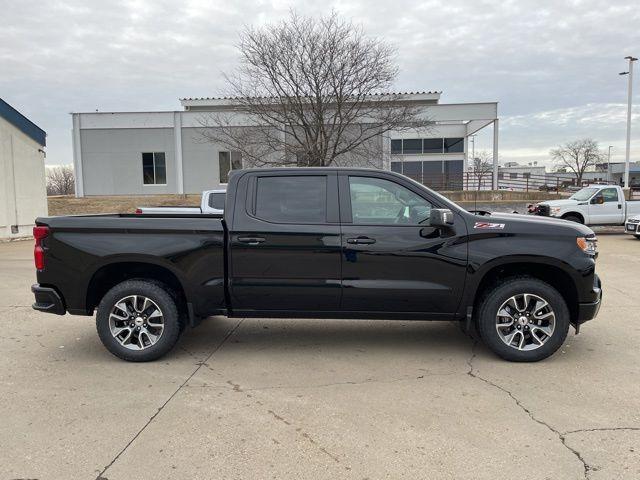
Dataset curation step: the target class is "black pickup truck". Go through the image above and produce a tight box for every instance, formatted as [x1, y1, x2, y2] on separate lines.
[31, 168, 602, 362]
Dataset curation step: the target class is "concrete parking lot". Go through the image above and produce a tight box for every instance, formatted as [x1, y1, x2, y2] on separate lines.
[1, 235, 639, 480]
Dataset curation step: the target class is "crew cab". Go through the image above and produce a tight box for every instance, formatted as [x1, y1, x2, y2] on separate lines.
[529, 184, 640, 225]
[135, 189, 226, 215]
[31, 168, 602, 363]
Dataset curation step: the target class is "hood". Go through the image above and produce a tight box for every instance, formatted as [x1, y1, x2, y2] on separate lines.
[537, 198, 580, 208]
[476, 211, 595, 236]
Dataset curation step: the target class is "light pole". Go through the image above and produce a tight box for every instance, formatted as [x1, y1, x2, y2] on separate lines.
[619, 55, 637, 193]
[607, 145, 613, 183]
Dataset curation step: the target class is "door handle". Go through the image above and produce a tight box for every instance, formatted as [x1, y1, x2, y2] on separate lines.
[237, 236, 266, 245]
[346, 236, 376, 245]
[618, 204, 622, 209]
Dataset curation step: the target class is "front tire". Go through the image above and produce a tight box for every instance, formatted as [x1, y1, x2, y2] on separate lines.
[476, 277, 570, 362]
[96, 280, 181, 362]
[563, 214, 582, 224]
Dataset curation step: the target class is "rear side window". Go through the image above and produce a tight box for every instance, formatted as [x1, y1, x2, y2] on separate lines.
[255, 176, 327, 223]
[208, 192, 226, 210]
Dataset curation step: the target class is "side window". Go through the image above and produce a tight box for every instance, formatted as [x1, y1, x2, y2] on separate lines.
[208, 192, 226, 210]
[348, 176, 432, 225]
[255, 176, 327, 223]
[601, 188, 618, 202]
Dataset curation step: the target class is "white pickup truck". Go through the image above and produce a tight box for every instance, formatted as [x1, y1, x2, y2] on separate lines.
[530, 185, 640, 226]
[135, 189, 226, 215]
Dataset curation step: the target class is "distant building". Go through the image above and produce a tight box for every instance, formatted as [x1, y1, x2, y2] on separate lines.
[0, 98, 47, 239]
[71, 92, 498, 196]
[497, 163, 547, 190]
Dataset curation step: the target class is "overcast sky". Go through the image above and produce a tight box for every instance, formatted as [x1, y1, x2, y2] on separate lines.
[1, 0, 639, 167]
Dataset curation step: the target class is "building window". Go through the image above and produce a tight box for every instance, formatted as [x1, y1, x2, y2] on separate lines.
[523, 172, 531, 179]
[498, 172, 504, 179]
[391, 139, 402, 154]
[423, 138, 443, 153]
[402, 139, 422, 154]
[509, 172, 518, 179]
[142, 152, 166, 185]
[443, 138, 464, 153]
[219, 151, 242, 184]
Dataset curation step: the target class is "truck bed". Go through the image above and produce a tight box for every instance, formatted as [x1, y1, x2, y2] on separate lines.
[35, 213, 227, 320]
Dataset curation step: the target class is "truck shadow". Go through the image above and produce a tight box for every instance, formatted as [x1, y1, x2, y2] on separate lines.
[178, 317, 477, 359]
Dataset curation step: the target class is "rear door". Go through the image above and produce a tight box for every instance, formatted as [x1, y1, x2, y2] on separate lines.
[589, 187, 624, 224]
[229, 171, 342, 312]
[338, 172, 468, 317]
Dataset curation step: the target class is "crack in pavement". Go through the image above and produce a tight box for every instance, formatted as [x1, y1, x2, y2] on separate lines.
[564, 427, 640, 435]
[225, 380, 349, 470]
[466, 341, 591, 479]
[94, 318, 244, 480]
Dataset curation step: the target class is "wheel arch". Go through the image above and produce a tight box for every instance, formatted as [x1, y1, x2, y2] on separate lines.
[469, 261, 579, 325]
[86, 261, 189, 316]
[561, 211, 584, 223]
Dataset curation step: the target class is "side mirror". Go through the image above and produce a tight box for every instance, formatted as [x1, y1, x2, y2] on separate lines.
[429, 208, 454, 227]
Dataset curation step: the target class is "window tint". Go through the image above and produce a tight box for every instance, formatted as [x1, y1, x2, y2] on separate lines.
[219, 152, 231, 183]
[423, 138, 443, 153]
[255, 176, 327, 223]
[444, 138, 464, 153]
[142, 152, 166, 185]
[601, 188, 618, 202]
[349, 176, 432, 225]
[208, 192, 226, 210]
[402, 139, 422, 154]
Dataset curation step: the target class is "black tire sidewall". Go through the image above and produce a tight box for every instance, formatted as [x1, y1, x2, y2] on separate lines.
[96, 280, 181, 362]
[563, 215, 582, 224]
[477, 278, 570, 362]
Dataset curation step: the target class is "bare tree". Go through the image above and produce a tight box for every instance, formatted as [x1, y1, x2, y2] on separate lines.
[46, 165, 75, 196]
[550, 139, 603, 185]
[470, 151, 493, 190]
[198, 11, 431, 167]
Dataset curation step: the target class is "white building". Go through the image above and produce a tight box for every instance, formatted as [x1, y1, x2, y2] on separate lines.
[0, 99, 47, 239]
[71, 92, 498, 196]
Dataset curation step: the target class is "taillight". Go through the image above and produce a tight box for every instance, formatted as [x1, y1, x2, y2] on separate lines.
[135, 208, 143, 214]
[33, 226, 49, 270]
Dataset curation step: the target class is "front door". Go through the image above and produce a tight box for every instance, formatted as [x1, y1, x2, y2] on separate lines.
[229, 172, 342, 312]
[589, 187, 624, 224]
[338, 173, 467, 317]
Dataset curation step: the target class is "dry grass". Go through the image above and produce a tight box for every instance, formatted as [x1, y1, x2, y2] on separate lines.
[47, 195, 202, 216]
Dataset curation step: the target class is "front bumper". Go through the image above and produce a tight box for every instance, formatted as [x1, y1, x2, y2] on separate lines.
[624, 221, 639, 234]
[31, 284, 66, 315]
[576, 274, 602, 325]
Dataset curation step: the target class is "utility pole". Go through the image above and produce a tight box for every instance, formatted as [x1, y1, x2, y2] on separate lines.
[607, 145, 613, 183]
[619, 56, 637, 194]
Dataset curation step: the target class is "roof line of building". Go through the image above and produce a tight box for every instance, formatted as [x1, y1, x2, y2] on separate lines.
[179, 91, 442, 101]
[0, 98, 46, 146]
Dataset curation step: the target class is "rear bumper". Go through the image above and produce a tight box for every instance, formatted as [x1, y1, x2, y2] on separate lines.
[31, 284, 66, 315]
[576, 274, 602, 324]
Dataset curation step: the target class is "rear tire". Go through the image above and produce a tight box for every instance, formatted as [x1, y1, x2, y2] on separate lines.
[96, 280, 181, 362]
[476, 277, 570, 362]
[563, 214, 582, 224]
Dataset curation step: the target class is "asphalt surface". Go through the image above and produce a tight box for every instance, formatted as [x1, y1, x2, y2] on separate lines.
[1, 235, 639, 480]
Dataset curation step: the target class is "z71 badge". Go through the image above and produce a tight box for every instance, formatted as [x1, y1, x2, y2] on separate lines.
[474, 222, 505, 230]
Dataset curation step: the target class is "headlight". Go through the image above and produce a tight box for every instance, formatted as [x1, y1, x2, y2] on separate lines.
[576, 236, 598, 256]
[550, 207, 562, 216]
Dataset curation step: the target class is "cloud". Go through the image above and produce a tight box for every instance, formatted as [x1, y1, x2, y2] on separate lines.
[0, 0, 638, 166]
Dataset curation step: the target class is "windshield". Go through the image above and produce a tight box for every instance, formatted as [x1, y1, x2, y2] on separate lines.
[570, 187, 599, 201]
